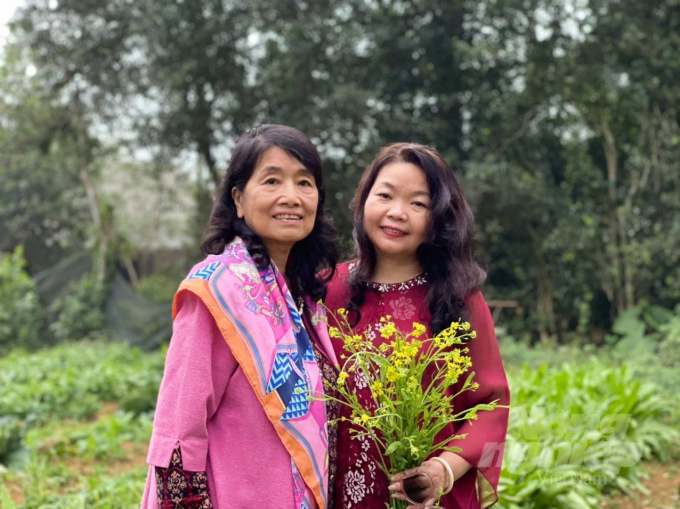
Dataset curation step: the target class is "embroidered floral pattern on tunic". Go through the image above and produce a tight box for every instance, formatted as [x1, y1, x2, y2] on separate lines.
[346, 262, 428, 294]
[388, 296, 417, 320]
[353, 367, 369, 390]
[342, 435, 378, 506]
[344, 468, 369, 504]
[335, 367, 384, 508]
[367, 274, 427, 293]
[155, 445, 212, 509]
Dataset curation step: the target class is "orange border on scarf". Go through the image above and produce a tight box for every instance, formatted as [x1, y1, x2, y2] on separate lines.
[173, 278, 326, 509]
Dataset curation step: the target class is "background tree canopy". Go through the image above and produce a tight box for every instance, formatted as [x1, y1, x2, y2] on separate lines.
[1, 0, 679, 343]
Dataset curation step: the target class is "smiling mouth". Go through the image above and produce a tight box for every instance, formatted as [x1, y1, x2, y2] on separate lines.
[381, 226, 406, 236]
[273, 214, 303, 221]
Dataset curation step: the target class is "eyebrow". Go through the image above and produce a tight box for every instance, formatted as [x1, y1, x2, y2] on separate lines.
[258, 165, 313, 176]
[375, 180, 430, 198]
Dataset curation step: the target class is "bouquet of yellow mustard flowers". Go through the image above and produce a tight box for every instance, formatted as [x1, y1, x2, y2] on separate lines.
[324, 310, 501, 508]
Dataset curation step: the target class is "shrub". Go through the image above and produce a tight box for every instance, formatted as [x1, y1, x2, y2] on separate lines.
[47, 276, 106, 342]
[658, 314, 680, 367]
[0, 417, 24, 467]
[0, 247, 43, 351]
[135, 272, 179, 303]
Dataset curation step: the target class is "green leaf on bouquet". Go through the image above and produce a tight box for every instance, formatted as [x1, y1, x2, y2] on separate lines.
[385, 442, 401, 455]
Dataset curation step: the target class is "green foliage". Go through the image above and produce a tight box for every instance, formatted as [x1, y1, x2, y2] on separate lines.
[603, 304, 680, 393]
[500, 303, 680, 398]
[4, 451, 148, 509]
[0, 247, 43, 350]
[0, 417, 25, 467]
[658, 314, 680, 367]
[1, 340, 678, 508]
[27, 412, 152, 462]
[19, 467, 147, 509]
[0, 342, 164, 507]
[498, 363, 680, 508]
[134, 273, 179, 304]
[0, 342, 164, 424]
[0, 484, 18, 509]
[0, 52, 93, 272]
[47, 277, 107, 342]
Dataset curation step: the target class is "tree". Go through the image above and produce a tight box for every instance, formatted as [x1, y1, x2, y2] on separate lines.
[6, 0, 679, 341]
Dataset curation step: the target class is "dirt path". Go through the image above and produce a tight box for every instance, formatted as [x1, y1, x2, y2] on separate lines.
[600, 463, 680, 509]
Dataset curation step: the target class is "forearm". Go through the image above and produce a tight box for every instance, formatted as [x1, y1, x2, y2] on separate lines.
[439, 451, 472, 481]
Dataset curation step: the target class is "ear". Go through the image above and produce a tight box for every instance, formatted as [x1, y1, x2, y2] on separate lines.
[232, 187, 244, 219]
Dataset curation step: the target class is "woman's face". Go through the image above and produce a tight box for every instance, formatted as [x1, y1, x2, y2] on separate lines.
[232, 146, 319, 255]
[363, 161, 431, 262]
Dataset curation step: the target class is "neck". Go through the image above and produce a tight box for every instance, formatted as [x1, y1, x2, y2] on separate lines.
[371, 252, 423, 284]
[266, 243, 291, 280]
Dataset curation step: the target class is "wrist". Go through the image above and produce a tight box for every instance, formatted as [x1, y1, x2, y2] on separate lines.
[429, 456, 454, 495]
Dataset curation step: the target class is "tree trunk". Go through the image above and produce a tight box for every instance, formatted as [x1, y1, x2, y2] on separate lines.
[600, 112, 628, 314]
[79, 166, 108, 286]
[199, 137, 220, 188]
[527, 226, 559, 342]
[537, 270, 558, 343]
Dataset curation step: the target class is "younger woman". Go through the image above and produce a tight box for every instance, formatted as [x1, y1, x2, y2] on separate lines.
[326, 143, 510, 508]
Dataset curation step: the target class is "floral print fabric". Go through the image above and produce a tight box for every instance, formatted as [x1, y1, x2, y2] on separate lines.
[155, 446, 212, 509]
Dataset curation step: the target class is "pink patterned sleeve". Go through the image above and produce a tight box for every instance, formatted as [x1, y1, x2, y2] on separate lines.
[140, 292, 237, 508]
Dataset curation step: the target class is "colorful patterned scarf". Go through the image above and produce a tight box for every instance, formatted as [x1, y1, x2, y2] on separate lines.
[173, 237, 338, 509]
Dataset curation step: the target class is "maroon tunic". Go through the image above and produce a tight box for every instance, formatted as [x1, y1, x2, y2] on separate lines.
[325, 261, 510, 509]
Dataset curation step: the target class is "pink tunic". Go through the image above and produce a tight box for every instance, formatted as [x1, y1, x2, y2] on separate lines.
[325, 261, 510, 509]
[140, 292, 304, 508]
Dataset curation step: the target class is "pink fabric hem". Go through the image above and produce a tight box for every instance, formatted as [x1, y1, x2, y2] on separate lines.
[140, 465, 157, 509]
[146, 434, 209, 471]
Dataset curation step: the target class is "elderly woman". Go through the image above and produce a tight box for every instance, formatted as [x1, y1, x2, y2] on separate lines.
[141, 125, 339, 509]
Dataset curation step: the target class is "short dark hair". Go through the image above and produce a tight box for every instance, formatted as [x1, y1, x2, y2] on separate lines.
[201, 124, 338, 301]
[348, 143, 486, 333]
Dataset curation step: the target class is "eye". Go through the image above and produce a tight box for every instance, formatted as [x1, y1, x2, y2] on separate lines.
[264, 177, 279, 185]
[377, 193, 391, 199]
[413, 201, 428, 209]
[299, 179, 314, 187]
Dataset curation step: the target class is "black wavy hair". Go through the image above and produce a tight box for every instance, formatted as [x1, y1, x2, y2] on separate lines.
[201, 124, 338, 301]
[347, 143, 486, 334]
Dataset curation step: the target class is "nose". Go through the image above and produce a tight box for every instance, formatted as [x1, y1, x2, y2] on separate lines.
[278, 180, 302, 207]
[387, 201, 407, 221]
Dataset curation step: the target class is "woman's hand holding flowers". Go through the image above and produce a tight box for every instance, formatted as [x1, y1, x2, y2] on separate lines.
[388, 458, 450, 508]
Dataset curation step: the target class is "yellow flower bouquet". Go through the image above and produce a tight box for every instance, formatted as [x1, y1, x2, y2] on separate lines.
[324, 310, 502, 508]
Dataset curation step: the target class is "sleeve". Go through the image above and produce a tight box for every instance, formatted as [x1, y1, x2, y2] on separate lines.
[152, 445, 212, 507]
[145, 291, 237, 471]
[447, 291, 511, 506]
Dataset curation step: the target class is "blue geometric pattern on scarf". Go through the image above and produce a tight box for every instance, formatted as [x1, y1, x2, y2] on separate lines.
[263, 294, 317, 420]
[282, 376, 310, 420]
[302, 345, 315, 362]
[286, 295, 303, 329]
[267, 351, 297, 394]
[188, 262, 221, 281]
[261, 269, 277, 288]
